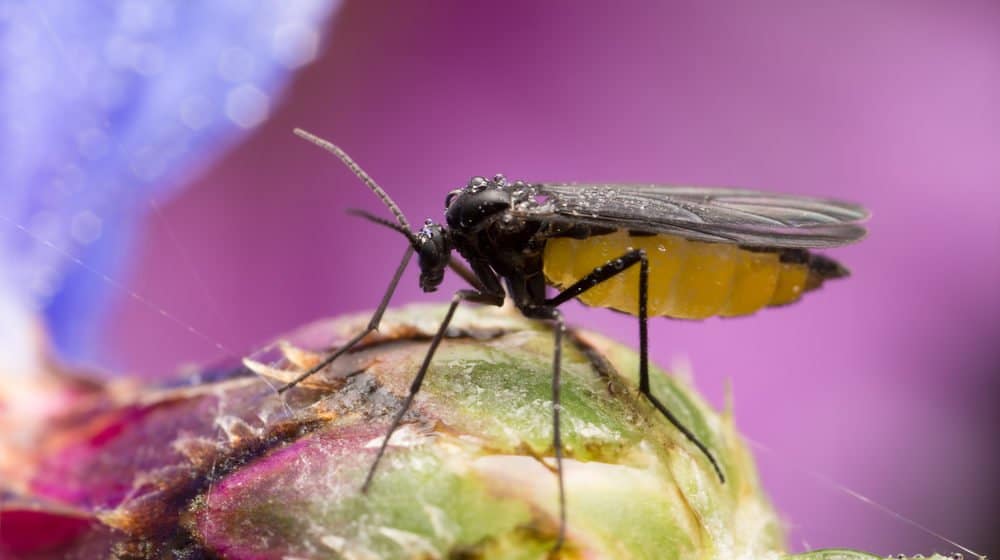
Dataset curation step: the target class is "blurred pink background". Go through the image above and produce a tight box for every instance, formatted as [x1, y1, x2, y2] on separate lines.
[95, 1, 998, 556]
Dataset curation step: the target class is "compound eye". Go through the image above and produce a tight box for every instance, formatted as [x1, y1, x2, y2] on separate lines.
[444, 189, 462, 208]
[419, 237, 436, 258]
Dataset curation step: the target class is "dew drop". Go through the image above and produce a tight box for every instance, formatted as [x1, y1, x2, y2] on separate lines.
[272, 23, 319, 69]
[225, 84, 270, 129]
[468, 176, 487, 190]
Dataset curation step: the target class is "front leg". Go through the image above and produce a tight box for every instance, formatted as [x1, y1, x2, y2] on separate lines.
[361, 289, 504, 493]
[277, 246, 414, 394]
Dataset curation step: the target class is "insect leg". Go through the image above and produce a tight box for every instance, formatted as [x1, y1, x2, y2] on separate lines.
[551, 310, 567, 551]
[517, 304, 568, 551]
[362, 288, 504, 493]
[277, 245, 415, 394]
[545, 249, 725, 483]
[634, 254, 726, 483]
[545, 250, 644, 307]
[447, 256, 488, 292]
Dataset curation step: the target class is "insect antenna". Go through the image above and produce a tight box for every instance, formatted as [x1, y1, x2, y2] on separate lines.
[346, 208, 419, 247]
[348, 209, 485, 292]
[293, 128, 412, 232]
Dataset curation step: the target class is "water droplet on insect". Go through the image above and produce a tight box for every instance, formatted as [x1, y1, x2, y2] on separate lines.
[493, 174, 507, 187]
[468, 176, 487, 191]
[613, 259, 623, 269]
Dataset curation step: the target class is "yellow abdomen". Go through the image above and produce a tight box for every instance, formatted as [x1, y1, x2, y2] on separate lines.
[542, 231, 811, 319]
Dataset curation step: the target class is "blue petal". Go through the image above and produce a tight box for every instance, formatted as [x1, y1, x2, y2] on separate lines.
[0, 0, 341, 367]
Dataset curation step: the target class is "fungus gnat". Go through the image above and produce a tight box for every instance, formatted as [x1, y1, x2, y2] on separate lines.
[278, 128, 869, 550]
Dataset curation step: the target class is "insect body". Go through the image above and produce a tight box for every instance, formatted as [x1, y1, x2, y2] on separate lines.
[544, 231, 840, 318]
[280, 129, 869, 551]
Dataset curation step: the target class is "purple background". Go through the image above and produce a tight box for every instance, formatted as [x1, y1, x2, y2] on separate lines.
[79, 1, 999, 556]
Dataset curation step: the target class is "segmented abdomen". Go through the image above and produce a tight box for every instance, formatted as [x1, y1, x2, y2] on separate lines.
[542, 231, 813, 319]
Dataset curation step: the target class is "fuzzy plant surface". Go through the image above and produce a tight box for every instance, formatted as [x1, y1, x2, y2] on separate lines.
[0, 304, 956, 559]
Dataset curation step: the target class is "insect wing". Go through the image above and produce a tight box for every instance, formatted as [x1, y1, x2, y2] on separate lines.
[521, 184, 869, 249]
